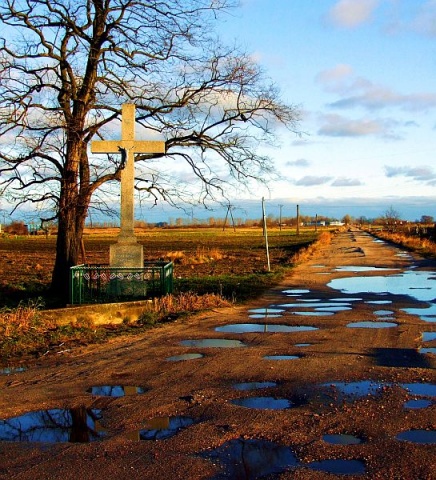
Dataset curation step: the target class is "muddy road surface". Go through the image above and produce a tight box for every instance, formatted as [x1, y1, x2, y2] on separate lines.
[0, 229, 435, 479]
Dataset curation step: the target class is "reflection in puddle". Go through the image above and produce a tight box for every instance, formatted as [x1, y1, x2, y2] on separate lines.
[307, 459, 366, 475]
[403, 399, 432, 409]
[233, 381, 277, 391]
[328, 270, 436, 302]
[374, 310, 394, 316]
[87, 385, 147, 397]
[295, 343, 311, 347]
[280, 302, 350, 308]
[215, 324, 318, 333]
[335, 266, 398, 272]
[423, 332, 436, 342]
[347, 321, 398, 329]
[282, 289, 310, 294]
[315, 306, 352, 312]
[231, 396, 293, 409]
[180, 339, 246, 348]
[321, 381, 388, 401]
[263, 355, 300, 360]
[322, 434, 363, 445]
[248, 308, 285, 314]
[330, 297, 362, 302]
[137, 416, 195, 440]
[366, 300, 392, 304]
[292, 311, 333, 316]
[166, 353, 204, 362]
[200, 438, 299, 478]
[420, 347, 436, 355]
[0, 407, 105, 443]
[396, 429, 436, 444]
[249, 314, 282, 319]
[400, 383, 436, 397]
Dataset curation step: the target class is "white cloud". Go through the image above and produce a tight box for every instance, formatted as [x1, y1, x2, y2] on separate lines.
[295, 175, 333, 186]
[286, 158, 310, 167]
[318, 113, 397, 138]
[331, 177, 364, 187]
[328, 0, 381, 28]
[385, 165, 436, 185]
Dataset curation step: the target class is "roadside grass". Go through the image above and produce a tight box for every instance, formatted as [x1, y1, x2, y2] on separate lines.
[369, 230, 436, 258]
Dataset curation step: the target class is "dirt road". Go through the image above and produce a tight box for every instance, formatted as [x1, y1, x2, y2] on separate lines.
[0, 229, 435, 479]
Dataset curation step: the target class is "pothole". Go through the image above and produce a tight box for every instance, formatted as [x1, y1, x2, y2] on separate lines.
[180, 339, 246, 348]
[306, 459, 366, 475]
[335, 266, 398, 272]
[263, 355, 301, 360]
[166, 353, 204, 362]
[133, 416, 195, 440]
[396, 429, 436, 444]
[0, 366, 26, 375]
[347, 321, 398, 329]
[322, 433, 363, 445]
[86, 385, 147, 396]
[233, 381, 277, 391]
[199, 438, 299, 478]
[215, 324, 318, 333]
[422, 332, 436, 342]
[0, 407, 105, 443]
[403, 399, 433, 410]
[231, 396, 293, 409]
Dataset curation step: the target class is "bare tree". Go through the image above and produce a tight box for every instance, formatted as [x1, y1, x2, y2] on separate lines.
[0, 0, 300, 301]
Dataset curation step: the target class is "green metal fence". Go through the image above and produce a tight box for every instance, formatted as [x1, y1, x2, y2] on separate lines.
[70, 261, 173, 305]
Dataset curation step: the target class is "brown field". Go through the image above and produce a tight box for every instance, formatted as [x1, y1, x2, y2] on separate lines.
[0, 227, 319, 306]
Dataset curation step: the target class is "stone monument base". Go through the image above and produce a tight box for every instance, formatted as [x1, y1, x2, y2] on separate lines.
[110, 238, 143, 268]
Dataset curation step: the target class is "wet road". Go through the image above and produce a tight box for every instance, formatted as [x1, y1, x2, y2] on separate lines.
[0, 228, 435, 479]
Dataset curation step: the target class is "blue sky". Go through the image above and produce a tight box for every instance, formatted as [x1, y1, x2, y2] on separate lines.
[190, 0, 436, 221]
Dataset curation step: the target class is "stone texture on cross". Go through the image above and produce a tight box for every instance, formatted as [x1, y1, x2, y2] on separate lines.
[91, 104, 166, 267]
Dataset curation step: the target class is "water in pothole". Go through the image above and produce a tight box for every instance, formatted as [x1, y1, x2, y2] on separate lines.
[420, 347, 436, 355]
[264, 354, 301, 361]
[87, 385, 147, 396]
[135, 416, 195, 440]
[295, 343, 311, 347]
[166, 353, 204, 361]
[403, 399, 433, 409]
[231, 396, 293, 409]
[422, 332, 436, 342]
[233, 381, 277, 391]
[180, 339, 246, 348]
[279, 302, 351, 308]
[374, 310, 394, 316]
[328, 270, 436, 302]
[215, 324, 318, 333]
[322, 434, 363, 445]
[0, 407, 105, 442]
[396, 429, 436, 444]
[347, 321, 398, 328]
[314, 306, 352, 312]
[330, 297, 363, 302]
[248, 308, 285, 314]
[366, 300, 392, 304]
[335, 266, 399, 272]
[400, 382, 436, 397]
[200, 438, 299, 479]
[321, 381, 388, 401]
[403, 304, 436, 322]
[248, 314, 283, 319]
[307, 459, 366, 475]
[282, 289, 310, 294]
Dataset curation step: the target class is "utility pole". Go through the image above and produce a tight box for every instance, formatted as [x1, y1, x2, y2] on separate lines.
[296, 204, 300, 235]
[278, 204, 283, 232]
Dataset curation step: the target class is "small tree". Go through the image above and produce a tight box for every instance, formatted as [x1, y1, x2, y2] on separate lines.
[420, 215, 434, 224]
[0, 0, 300, 301]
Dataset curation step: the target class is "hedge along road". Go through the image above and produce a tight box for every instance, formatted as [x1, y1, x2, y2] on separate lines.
[0, 228, 435, 479]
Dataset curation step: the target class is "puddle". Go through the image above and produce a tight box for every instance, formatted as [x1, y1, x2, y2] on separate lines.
[321, 381, 389, 401]
[315, 306, 352, 312]
[328, 270, 436, 302]
[249, 314, 282, 319]
[423, 332, 436, 342]
[263, 355, 301, 360]
[180, 339, 246, 348]
[400, 383, 436, 397]
[248, 308, 285, 314]
[282, 289, 310, 294]
[366, 300, 392, 304]
[136, 416, 195, 440]
[403, 399, 432, 409]
[291, 311, 334, 316]
[347, 321, 398, 329]
[233, 381, 277, 391]
[374, 310, 394, 316]
[307, 459, 366, 475]
[231, 396, 293, 409]
[87, 386, 147, 397]
[322, 434, 363, 445]
[0, 407, 105, 443]
[420, 347, 436, 355]
[215, 324, 318, 333]
[396, 429, 436, 444]
[295, 343, 311, 347]
[166, 353, 204, 362]
[335, 266, 398, 272]
[330, 297, 363, 302]
[280, 302, 350, 308]
[0, 366, 26, 375]
[200, 438, 299, 478]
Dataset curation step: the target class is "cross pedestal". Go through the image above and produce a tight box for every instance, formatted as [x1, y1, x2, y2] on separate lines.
[91, 104, 166, 267]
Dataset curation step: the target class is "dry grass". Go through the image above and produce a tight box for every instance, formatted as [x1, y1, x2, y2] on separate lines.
[165, 247, 225, 265]
[290, 230, 333, 264]
[373, 230, 436, 257]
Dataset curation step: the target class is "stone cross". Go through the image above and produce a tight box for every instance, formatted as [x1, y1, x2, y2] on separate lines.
[91, 104, 166, 267]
